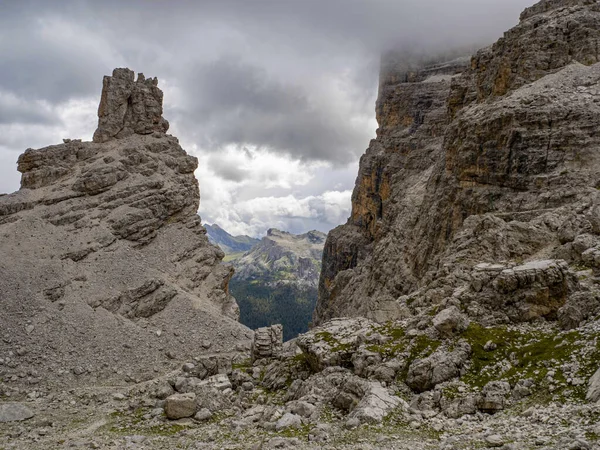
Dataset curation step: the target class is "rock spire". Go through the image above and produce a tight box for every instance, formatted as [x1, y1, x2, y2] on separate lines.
[93, 68, 170, 143]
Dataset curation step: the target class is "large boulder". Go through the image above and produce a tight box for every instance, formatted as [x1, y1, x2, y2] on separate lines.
[433, 306, 470, 338]
[478, 381, 511, 413]
[349, 382, 406, 424]
[164, 393, 197, 420]
[406, 342, 472, 393]
[296, 318, 375, 371]
[0, 403, 34, 423]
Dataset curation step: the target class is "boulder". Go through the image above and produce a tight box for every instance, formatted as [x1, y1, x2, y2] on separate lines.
[164, 393, 197, 420]
[275, 413, 302, 431]
[194, 408, 213, 421]
[433, 306, 470, 338]
[478, 381, 511, 413]
[586, 367, 600, 403]
[440, 394, 479, 419]
[288, 401, 316, 418]
[406, 342, 471, 393]
[349, 382, 406, 424]
[0, 403, 34, 423]
[251, 325, 283, 362]
[296, 318, 374, 371]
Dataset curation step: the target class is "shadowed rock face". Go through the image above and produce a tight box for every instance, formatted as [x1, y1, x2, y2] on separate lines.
[0, 69, 251, 386]
[315, 0, 600, 327]
[93, 68, 170, 143]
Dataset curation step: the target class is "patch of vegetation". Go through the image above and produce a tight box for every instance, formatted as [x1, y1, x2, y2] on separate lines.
[314, 331, 355, 353]
[460, 323, 600, 401]
[278, 423, 314, 439]
[230, 279, 317, 341]
[365, 322, 442, 364]
[409, 335, 441, 361]
[106, 408, 188, 436]
[372, 322, 406, 340]
[232, 358, 252, 371]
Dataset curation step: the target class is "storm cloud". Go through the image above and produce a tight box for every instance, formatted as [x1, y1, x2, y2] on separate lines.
[0, 0, 535, 235]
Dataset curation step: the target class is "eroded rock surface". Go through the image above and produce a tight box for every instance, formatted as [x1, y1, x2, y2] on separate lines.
[93, 68, 169, 143]
[0, 68, 250, 387]
[315, 0, 600, 330]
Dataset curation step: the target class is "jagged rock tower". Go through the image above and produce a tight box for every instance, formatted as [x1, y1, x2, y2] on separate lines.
[93, 68, 169, 143]
[0, 68, 251, 385]
[315, 0, 600, 328]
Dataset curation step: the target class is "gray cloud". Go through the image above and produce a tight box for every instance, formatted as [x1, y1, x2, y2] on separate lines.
[0, 93, 60, 126]
[0, 0, 536, 233]
[174, 57, 370, 164]
[207, 153, 250, 183]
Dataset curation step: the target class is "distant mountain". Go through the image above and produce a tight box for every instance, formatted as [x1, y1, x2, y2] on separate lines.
[233, 228, 326, 287]
[204, 223, 260, 260]
[228, 228, 327, 341]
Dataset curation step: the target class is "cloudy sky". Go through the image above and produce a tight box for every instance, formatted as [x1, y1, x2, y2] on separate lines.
[0, 0, 533, 237]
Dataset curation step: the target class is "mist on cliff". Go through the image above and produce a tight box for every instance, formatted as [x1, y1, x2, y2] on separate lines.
[0, 0, 533, 236]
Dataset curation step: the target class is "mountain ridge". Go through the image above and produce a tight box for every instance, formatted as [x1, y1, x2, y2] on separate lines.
[204, 223, 260, 258]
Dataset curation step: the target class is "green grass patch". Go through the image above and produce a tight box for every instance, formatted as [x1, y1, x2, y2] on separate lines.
[460, 323, 600, 401]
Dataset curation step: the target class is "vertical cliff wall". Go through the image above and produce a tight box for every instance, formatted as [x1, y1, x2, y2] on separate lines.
[315, 0, 600, 327]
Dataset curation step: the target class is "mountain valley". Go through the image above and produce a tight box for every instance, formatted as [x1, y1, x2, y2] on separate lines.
[4, 1, 600, 449]
[207, 226, 326, 340]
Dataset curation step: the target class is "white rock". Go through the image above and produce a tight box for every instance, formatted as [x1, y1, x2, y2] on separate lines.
[275, 413, 302, 431]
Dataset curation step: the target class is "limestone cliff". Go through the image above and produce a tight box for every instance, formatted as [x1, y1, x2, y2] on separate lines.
[315, 0, 600, 327]
[0, 68, 251, 386]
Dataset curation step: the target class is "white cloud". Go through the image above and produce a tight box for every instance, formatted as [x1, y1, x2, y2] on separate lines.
[0, 97, 97, 194]
[202, 189, 352, 237]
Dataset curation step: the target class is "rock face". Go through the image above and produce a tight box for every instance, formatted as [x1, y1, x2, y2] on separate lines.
[315, 0, 600, 327]
[93, 68, 169, 143]
[0, 68, 251, 386]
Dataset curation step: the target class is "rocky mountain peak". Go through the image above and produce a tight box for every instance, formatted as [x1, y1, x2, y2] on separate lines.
[92, 67, 170, 143]
[520, 0, 597, 21]
[317, 0, 600, 327]
[266, 228, 288, 237]
[0, 68, 250, 391]
[449, 0, 600, 115]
